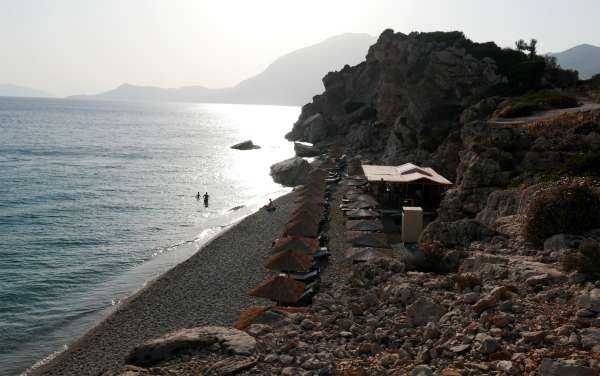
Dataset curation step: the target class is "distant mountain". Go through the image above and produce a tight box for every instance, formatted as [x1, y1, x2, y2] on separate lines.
[70, 33, 377, 106]
[552, 44, 600, 79]
[0, 84, 53, 98]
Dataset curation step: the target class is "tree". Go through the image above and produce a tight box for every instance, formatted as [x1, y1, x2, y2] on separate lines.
[515, 38, 538, 58]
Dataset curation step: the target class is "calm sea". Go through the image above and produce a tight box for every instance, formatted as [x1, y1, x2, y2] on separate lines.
[0, 97, 298, 375]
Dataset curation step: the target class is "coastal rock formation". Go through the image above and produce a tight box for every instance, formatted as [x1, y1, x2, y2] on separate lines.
[270, 157, 310, 187]
[125, 326, 256, 367]
[230, 140, 260, 150]
[286, 30, 510, 178]
[294, 142, 321, 157]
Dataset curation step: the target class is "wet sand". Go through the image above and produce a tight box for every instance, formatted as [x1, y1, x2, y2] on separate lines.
[31, 192, 296, 376]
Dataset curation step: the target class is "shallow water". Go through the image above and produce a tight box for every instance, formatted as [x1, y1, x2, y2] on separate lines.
[0, 97, 298, 375]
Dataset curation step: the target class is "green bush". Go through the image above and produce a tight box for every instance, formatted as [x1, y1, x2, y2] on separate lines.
[562, 240, 600, 281]
[524, 183, 600, 246]
[496, 91, 579, 118]
[537, 153, 600, 183]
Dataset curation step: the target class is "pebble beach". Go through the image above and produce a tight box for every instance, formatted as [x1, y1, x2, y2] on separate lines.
[31, 192, 297, 376]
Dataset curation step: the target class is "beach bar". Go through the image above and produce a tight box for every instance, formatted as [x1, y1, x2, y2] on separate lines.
[361, 163, 452, 212]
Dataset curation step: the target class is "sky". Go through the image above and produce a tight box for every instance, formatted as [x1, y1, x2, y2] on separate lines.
[1, 0, 599, 97]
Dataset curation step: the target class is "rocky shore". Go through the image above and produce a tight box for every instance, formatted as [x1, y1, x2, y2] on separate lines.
[31, 193, 298, 376]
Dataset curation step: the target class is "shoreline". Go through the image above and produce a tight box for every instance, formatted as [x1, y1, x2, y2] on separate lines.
[29, 191, 297, 376]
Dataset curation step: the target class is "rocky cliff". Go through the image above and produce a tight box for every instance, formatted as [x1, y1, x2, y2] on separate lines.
[286, 29, 596, 248]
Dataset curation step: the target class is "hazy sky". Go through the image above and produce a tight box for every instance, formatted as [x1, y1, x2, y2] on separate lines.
[2, 0, 599, 96]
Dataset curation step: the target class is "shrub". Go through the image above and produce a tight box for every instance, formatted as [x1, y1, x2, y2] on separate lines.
[495, 91, 579, 118]
[561, 240, 600, 281]
[537, 152, 600, 183]
[523, 183, 600, 246]
[417, 241, 451, 274]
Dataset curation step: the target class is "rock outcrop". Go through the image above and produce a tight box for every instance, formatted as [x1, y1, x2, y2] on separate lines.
[230, 140, 260, 150]
[125, 326, 256, 367]
[286, 30, 509, 178]
[294, 142, 321, 157]
[270, 157, 310, 187]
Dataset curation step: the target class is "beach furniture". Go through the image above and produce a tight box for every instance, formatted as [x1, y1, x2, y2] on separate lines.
[314, 247, 331, 259]
[350, 232, 390, 249]
[345, 209, 381, 219]
[249, 275, 306, 305]
[345, 219, 384, 232]
[287, 269, 320, 283]
[344, 247, 394, 263]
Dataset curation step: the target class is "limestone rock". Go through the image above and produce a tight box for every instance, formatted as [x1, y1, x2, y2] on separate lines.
[230, 140, 260, 150]
[125, 326, 256, 367]
[579, 327, 600, 351]
[578, 289, 600, 313]
[270, 157, 310, 187]
[407, 297, 446, 326]
[539, 358, 597, 376]
[294, 142, 321, 157]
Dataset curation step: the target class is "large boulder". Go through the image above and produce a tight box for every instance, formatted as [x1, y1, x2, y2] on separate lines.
[294, 142, 321, 157]
[577, 288, 600, 313]
[539, 358, 597, 376]
[230, 140, 260, 150]
[406, 297, 446, 326]
[420, 218, 495, 248]
[270, 157, 311, 187]
[125, 326, 256, 367]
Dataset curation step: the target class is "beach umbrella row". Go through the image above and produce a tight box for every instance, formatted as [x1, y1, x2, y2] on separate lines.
[249, 168, 337, 306]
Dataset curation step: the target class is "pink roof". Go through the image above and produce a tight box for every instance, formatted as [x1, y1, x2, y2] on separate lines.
[362, 163, 452, 185]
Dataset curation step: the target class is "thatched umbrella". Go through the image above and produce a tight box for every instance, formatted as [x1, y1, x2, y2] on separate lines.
[265, 249, 314, 273]
[346, 209, 380, 219]
[249, 275, 306, 305]
[292, 204, 325, 216]
[284, 218, 320, 238]
[346, 220, 383, 232]
[350, 232, 390, 248]
[344, 247, 394, 262]
[272, 236, 319, 254]
[294, 195, 326, 205]
[288, 213, 321, 228]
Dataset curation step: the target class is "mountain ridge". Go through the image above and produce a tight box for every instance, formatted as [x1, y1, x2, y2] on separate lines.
[70, 33, 376, 106]
[0, 84, 54, 98]
[552, 43, 600, 79]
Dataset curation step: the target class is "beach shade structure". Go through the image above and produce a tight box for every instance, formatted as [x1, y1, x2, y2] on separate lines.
[340, 179, 368, 187]
[284, 219, 320, 238]
[265, 249, 314, 273]
[346, 209, 380, 220]
[294, 195, 327, 206]
[292, 203, 326, 216]
[272, 236, 319, 254]
[346, 219, 384, 232]
[249, 275, 306, 305]
[344, 247, 394, 263]
[344, 200, 378, 210]
[295, 186, 327, 196]
[348, 194, 377, 203]
[350, 232, 390, 248]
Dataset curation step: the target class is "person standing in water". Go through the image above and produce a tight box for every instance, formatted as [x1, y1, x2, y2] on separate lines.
[203, 192, 209, 207]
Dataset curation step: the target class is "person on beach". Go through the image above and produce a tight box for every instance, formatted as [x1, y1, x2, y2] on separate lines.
[203, 192, 209, 207]
[196, 192, 200, 200]
[264, 198, 276, 212]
